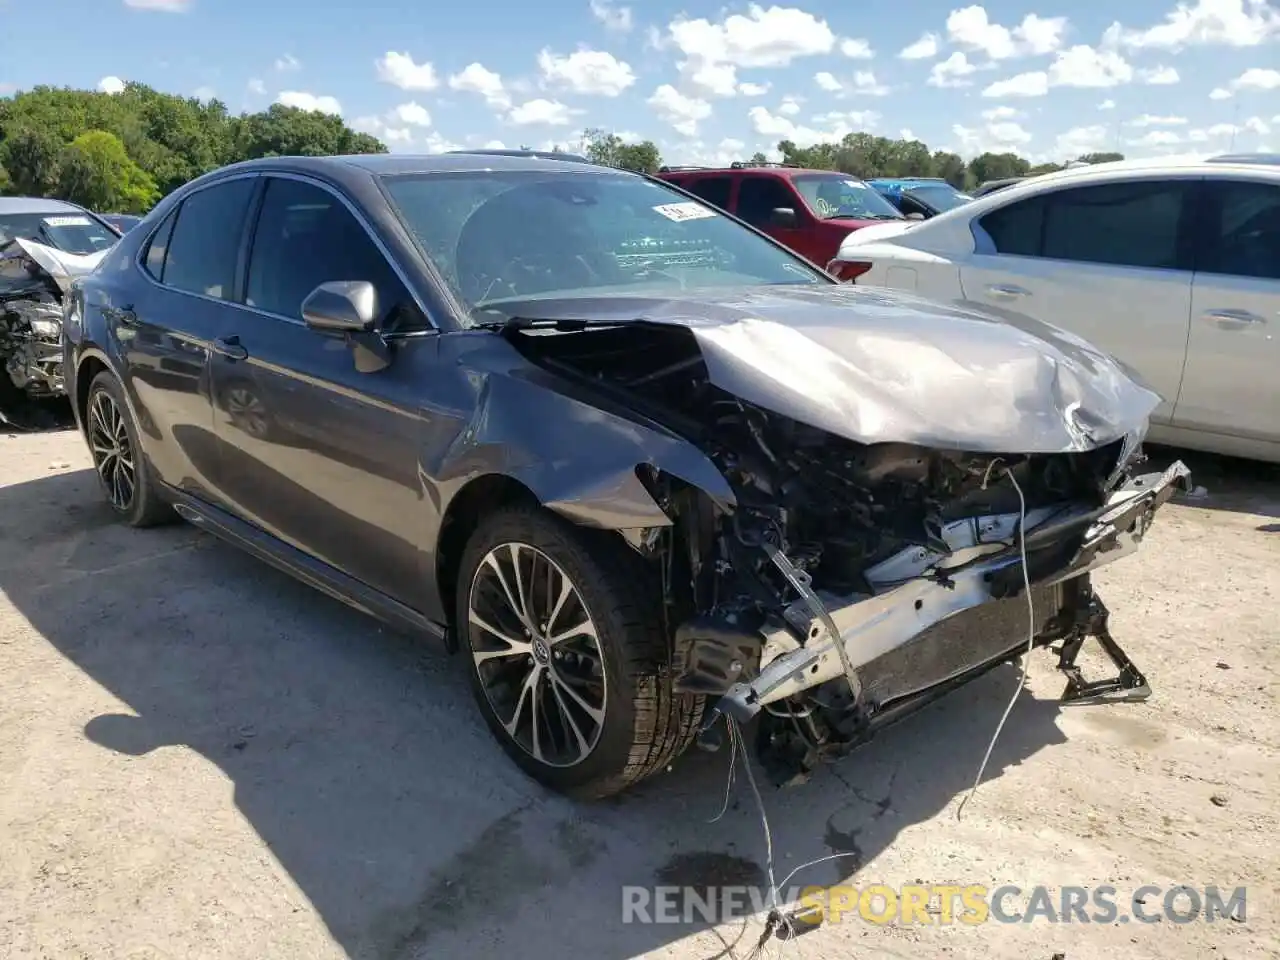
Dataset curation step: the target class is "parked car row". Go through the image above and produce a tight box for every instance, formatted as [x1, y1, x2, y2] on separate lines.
[59, 150, 1186, 801]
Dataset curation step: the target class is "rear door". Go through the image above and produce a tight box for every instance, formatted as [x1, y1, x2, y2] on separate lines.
[209, 173, 437, 605]
[734, 174, 819, 262]
[1175, 176, 1280, 449]
[125, 175, 258, 501]
[959, 178, 1198, 425]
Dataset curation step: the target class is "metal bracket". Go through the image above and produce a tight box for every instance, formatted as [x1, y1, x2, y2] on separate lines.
[1055, 593, 1151, 705]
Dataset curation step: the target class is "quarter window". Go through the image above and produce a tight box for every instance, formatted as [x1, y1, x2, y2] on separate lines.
[685, 177, 733, 211]
[142, 209, 177, 282]
[161, 178, 256, 300]
[1199, 180, 1280, 281]
[245, 177, 425, 331]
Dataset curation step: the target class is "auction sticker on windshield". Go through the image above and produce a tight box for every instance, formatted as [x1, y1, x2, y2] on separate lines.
[42, 216, 94, 227]
[652, 202, 718, 222]
[842, 180, 867, 189]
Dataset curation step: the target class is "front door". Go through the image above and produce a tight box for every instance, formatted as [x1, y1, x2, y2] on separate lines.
[208, 174, 437, 606]
[734, 175, 819, 262]
[959, 178, 1198, 425]
[1176, 177, 1280, 450]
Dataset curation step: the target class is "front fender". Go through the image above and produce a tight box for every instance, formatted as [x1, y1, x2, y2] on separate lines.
[429, 370, 736, 531]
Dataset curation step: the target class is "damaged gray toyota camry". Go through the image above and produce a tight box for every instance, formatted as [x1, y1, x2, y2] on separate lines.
[63, 153, 1191, 799]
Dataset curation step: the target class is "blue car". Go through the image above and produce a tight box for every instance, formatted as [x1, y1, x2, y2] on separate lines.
[866, 177, 972, 219]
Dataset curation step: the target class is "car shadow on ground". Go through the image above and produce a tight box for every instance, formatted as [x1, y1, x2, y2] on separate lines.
[0, 395, 76, 433]
[1, 450, 1269, 960]
[1144, 443, 1280, 520]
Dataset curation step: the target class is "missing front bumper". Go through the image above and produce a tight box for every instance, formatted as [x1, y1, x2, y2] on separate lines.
[678, 461, 1190, 753]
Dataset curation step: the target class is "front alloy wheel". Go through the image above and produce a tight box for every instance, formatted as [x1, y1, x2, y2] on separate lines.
[468, 542, 608, 768]
[88, 388, 136, 512]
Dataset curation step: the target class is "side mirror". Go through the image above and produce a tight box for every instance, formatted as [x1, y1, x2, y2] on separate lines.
[301, 280, 377, 334]
[770, 206, 799, 227]
[905, 212, 926, 221]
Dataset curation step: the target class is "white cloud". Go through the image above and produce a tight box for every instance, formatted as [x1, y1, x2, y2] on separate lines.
[946, 5, 1069, 60]
[123, 0, 189, 10]
[1047, 45, 1134, 88]
[448, 62, 510, 108]
[1244, 115, 1271, 134]
[274, 54, 300, 72]
[778, 96, 802, 116]
[899, 32, 940, 59]
[538, 48, 636, 96]
[1051, 124, 1110, 158]
[951, 120, 1032, 156]
[1210, 86, 1233, 99]
[1140, 65, 1180, 84]
[97, 76, 125, 95]
[1129, 114, 1189, 126]
[929, 52, 978, 88]
[1107, 0, 1280, 50]
[247, 78, 266, 95]
[647, 84, 712, 135]
[392, 102, 432, 127]
[508, 98, 580, 126]
[749, 105, 878, 146]
[375, 51, 439, 91]
[1132, 130, 1183, 146]
[276, 90, 342, 115]
[193, 86, 216, 101]
[589, 0, 632, 32]
[667, 4, 836, 71]
[684, 62, 740, 97]
[814, 70, 889, 96]
[982, 71, 1049, 98]
[1232, 66, 1280, 90]
[982, 105, 1022, 121]
[815, 71, 843, 92]
[1099, 99, 1116, 109]
[840, 37, 874, 58]
[739, 81, 771, 96]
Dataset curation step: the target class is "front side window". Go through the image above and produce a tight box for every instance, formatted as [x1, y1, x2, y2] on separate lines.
[790, 174, 903, 221]
[1199, 179, 1280, 281]
[246, 177, 424, 330]
[0, 212, 119, 256]
[379, 169, 826, 322]
[162, 178, 256, 300]
[735, 176, 801, 226]
[978, 196, 1044, 256]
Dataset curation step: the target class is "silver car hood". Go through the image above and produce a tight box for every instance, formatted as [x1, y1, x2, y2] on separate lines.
[495, 283, 1161, 454]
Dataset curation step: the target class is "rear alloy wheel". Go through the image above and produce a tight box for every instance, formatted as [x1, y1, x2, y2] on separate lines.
[85, 371, 174, 527]
[457, 505, 704, 799]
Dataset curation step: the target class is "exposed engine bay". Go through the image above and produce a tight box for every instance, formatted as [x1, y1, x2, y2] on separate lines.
[0, 238, 104, 405]
[502, 318, 1191, 784]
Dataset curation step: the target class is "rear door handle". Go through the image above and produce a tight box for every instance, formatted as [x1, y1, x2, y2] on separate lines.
[1202, 309, 1266, 329]
[212, 335, 248, 361]
[986, 283, 1030, 298]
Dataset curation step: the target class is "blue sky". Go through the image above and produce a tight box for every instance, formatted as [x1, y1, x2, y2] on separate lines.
[1, 0, 1277, 165]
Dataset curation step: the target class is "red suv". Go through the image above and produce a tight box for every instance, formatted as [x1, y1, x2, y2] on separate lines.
[656, 161, 905, 268]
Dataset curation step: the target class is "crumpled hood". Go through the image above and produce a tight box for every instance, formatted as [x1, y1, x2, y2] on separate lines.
[496, 283, 1162, 454]
[0, 237, 108, 297]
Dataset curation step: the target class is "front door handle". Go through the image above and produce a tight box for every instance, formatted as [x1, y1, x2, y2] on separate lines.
[1202, 309, 1266, 329]
[986, 283, 1030, 299]
[212, 335, 248, 361]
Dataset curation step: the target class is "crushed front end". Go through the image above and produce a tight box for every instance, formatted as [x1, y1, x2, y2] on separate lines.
[501, 316, 1191, 786]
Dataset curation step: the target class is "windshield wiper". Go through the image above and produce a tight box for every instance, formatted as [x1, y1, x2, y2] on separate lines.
[473, 314, 624, 333]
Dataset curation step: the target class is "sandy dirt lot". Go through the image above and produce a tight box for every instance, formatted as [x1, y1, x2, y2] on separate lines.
[1, 423, 1278, 960]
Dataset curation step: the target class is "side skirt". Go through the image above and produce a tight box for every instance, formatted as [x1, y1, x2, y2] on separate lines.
[163, 485, 449, 645]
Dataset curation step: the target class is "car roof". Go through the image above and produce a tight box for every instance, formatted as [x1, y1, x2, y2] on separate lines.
[0, 196, 91, 215]
[660, 164, 845, 179]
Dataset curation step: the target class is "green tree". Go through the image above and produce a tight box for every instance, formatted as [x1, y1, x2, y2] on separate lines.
[967, 151, 1031, 186]
[931, 150, 967, 189]
[1078, 152, 1124, 164]
[581, 128, 662, 173]
[56, 130, 160, 213]
[0, 126, 65, 195]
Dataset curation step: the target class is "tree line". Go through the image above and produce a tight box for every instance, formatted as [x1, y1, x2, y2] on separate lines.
[580, 128, 1122, 188]
[0, 82, 387, 213]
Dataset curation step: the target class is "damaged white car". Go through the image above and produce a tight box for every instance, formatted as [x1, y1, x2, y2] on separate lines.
[0, 199, 117, 406]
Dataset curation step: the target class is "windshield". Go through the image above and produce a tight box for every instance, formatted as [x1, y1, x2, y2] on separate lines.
[0, 212, 119, 256]
[379, 170, 827, 321]
[905, 183, 972, 212]
[791, 174, 904, 221]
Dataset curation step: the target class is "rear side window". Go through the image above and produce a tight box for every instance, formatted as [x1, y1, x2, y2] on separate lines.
[162, 178, 256, 300]
[685, 176, 732, 211]
[736, 177, 797, 226]
[1199, 179, 1280, 281]
[142, 209, 177, 282]
[1041, 181, 1189, 270]
[978, 197, 1044, 256]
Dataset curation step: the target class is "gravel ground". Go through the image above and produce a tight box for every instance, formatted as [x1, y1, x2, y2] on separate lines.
[1, 422, 1277, 960]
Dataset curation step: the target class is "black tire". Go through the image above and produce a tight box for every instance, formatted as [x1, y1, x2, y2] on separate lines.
[456, 504, 704, 800]
[85, 371, 175, 527]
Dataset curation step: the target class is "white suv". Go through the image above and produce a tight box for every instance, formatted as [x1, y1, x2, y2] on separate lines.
[829, 153, 1280, 464]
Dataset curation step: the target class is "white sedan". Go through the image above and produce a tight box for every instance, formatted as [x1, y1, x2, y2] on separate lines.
[829, 153, 1280, 464]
